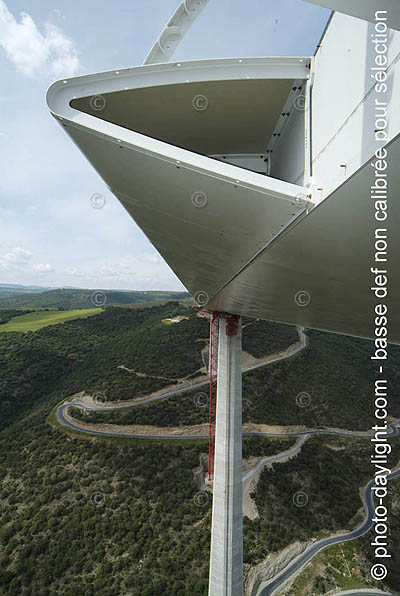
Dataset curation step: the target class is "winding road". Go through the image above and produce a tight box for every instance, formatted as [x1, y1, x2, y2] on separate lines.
[258, 449, 400, 595]
[55, 325, 399, 596]
[56, 326, 308, 440]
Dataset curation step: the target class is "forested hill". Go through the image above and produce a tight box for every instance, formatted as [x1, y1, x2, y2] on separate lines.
[2, 302, 400, 595]
[2, 299, 400, 435]
[0, 303, 298, 432]
[0, 284, 55, 298]
[0, 288, 189, 310]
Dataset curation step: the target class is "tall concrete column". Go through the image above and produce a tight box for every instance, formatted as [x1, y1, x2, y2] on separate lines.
[209, 315, 243, 596]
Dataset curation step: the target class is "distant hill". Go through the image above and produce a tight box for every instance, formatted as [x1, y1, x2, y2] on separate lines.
[0, 287, 190, 310]
[0, 283, 56, 297]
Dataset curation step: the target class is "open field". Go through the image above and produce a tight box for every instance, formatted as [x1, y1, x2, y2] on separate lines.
[0, 308, 103, 332]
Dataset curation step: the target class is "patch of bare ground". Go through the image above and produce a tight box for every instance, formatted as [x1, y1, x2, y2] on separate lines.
[245, 541, 310, 596]
[64, 408, 209, 437]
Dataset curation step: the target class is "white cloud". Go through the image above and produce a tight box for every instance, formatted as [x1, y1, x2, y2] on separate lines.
[60, 256, 182, 289]
[0, 248, 54, 276]
[32, 263, 53, 273]
[2, 246, 32, 264]
[0, 1, 80, 78]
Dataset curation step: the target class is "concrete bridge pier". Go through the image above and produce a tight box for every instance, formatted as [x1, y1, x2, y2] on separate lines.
[209, 314, 243, 596]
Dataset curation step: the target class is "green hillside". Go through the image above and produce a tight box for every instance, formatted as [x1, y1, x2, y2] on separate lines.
[0, 284, 55, 298]
[1, 301, 400, 595]
[0, 288, 190, 310]
[0, 407, 295, 596]
[0, 303, 297, 432]
[69, 325, 400, 432]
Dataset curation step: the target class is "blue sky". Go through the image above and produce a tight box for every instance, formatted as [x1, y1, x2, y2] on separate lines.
[0, 0, 330, 290]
